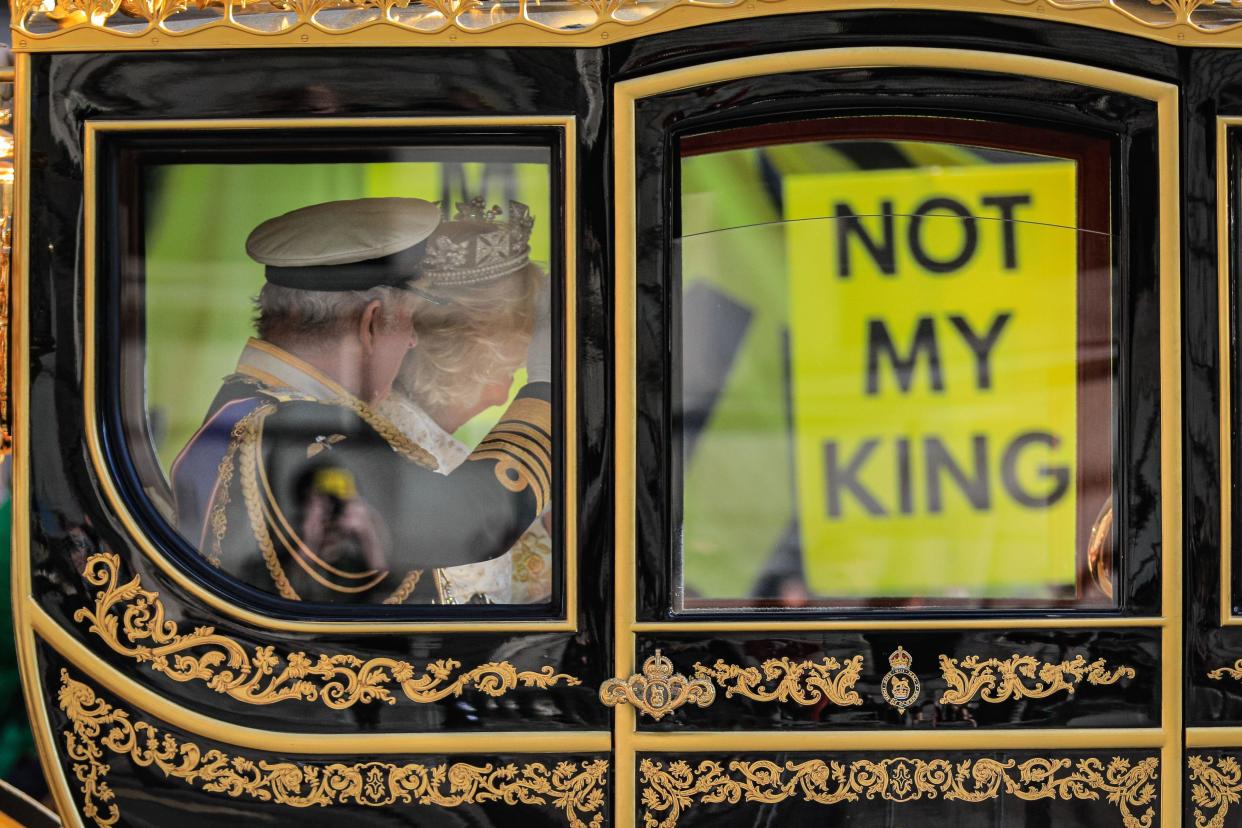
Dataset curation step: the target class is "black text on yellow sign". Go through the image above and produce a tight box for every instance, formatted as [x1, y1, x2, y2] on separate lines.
[786, 162, 1079, 597]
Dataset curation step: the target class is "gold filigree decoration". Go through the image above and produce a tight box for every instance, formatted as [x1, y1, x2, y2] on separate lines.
[18, 0, 1242, 47]
[1205, 659, 1242, 683]
[57, 669, 608, 828]
[638, 754, 1159, 828]
[74, 552, 579, 708]
[1190, 755, 1242, 828]
[938, 653, 1135, 705]
[599, 649, 715, 720]
[691, 655, 864, 707]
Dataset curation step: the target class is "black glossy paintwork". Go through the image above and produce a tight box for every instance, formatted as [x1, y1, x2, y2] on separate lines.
[636, 631, 1160, 731]
[39, 647, 612, 827]
[26, 48, 613, 732]
[637, 749, 1161, 828]
[1186, 49, 1242, 729]
[26, 9, 1242, 828]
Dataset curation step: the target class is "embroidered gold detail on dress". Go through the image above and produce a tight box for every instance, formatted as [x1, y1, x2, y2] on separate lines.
[1189, 755, 1242, 828]
[938, 653, 1136, 705]
[691, 656, 864, 706]
[58, 669, 607, 828]
[599, 649, 715, 720]
[638, 755, 1159, 828]
[74, 552, 579, 708]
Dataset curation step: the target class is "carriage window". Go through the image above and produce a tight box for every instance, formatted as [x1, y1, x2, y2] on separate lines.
[113, 141, 561, 610]
[674, 119, 1114, 612]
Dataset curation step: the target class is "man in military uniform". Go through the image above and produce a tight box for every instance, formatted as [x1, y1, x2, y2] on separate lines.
[170, 196, 552, 604]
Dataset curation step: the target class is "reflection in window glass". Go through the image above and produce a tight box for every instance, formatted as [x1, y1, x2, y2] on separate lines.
[677, 130, 1113, 611]
[124, 147, 557, 607]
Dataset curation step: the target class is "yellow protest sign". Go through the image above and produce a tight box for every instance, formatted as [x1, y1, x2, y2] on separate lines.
[786, 161, 1080, 598]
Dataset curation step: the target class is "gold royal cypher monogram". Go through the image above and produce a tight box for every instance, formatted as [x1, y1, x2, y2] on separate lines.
[881, 646, 921, 712]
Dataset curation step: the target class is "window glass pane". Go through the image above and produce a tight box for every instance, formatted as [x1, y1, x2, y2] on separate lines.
[676, 132, 1113, 612]
[119, 145, 558, 609]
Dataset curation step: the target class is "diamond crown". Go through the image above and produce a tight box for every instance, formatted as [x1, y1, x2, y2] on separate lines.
[420, 197, 535, 287]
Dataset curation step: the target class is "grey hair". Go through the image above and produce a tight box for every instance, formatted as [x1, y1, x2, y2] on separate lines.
[254, 282, 414, 346]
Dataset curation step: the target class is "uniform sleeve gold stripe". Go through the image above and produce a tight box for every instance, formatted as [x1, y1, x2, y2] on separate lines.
[470, 448, 549, 514]
[486, 422, 553, 467]
[497, 397, 552, 438]
[474, 443, 551, 506]
[474, 434, 551, 493]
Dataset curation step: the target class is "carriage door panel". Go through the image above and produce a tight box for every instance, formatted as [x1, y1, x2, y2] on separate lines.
[13, 49, 612, 827]
[611, 50, 1179, 828]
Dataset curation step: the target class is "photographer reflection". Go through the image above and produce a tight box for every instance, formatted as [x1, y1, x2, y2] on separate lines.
[171, 197, 552, 604]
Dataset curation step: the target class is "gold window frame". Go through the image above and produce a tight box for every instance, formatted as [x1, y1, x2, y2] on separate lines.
[1218, 116, 1242, 629]
[612, 47, 1181, 827]
[80, 115, 580, 634]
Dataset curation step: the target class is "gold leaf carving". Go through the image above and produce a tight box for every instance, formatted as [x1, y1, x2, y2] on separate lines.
[1206, 659, 1242, 682]
[938, 653, 1135, 705]
[638, 754, 1159, 828]
[599, 649, 715, 720]
[19, 0, 1242, 44]
[58, 669, 608, 828]
[691, 655, 864, 706]
[1190, 755, 1242, 828]
[74, 552, 579, 708]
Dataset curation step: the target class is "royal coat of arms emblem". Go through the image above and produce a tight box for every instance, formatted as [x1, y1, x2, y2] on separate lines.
[880, 646, 921, 712]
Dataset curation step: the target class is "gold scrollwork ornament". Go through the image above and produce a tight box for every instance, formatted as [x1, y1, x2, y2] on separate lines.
[938, 653, 1135, 705]
[692, 655, 864, 707]
[638, 754, 1158, 828]
[57, 669, 608, 828]
[599, 649, 715, 720]
[880, 646, 921, 712]
[1206, 659, 1242, 684]
[74, 552, 580, 708]
[1190, 754, 1242, 828]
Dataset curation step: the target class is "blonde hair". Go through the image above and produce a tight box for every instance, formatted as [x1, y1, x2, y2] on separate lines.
[398, 262, 543, 412]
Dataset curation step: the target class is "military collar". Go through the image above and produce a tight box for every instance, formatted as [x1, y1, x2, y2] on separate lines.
[234, 338, 355, 403]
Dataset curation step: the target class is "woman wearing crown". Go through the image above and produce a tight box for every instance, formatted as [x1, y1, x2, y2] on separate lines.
[377, 198, 553, 605]
[169, 196, 553, 604]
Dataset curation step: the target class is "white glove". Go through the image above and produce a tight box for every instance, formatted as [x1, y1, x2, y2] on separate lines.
[525, 277, 552, 384]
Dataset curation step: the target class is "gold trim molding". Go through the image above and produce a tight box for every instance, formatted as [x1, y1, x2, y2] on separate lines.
[75, 552, 580, 707]
[1189, 755, 1242, 828]
[938, 653, 1136, 705]
[638, 755, 1159, 828]
[599, 650, 714, 720]
[16, 0, 1242, 51]
[81, 115, 578, 635]
[57, 669, 609, 828]
[693, 655, 864, 707]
